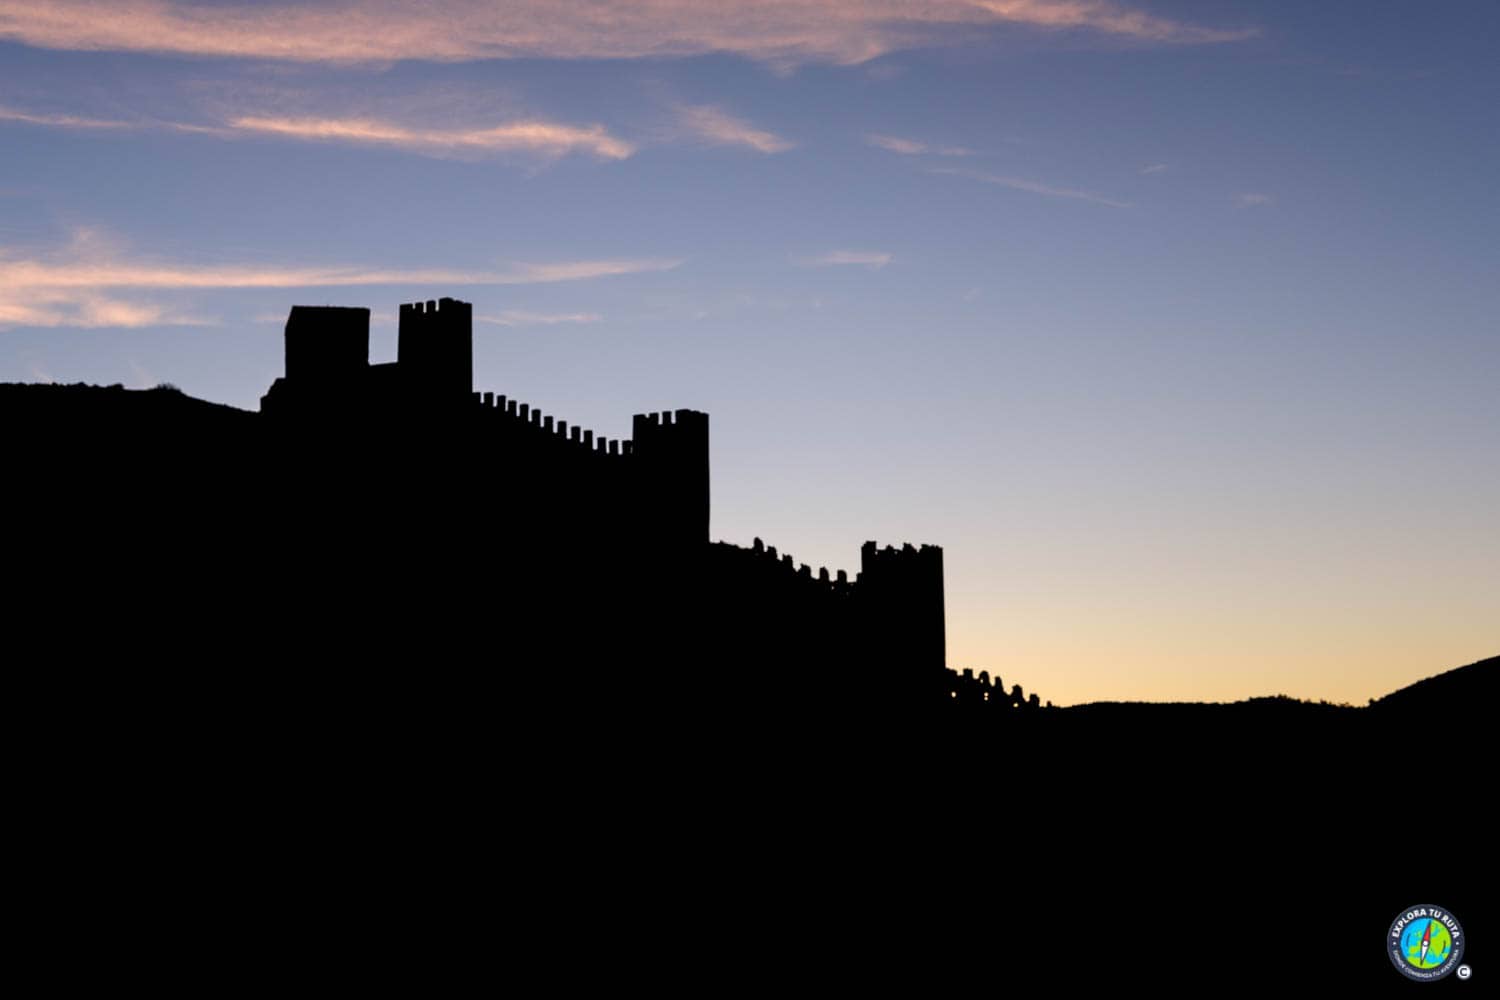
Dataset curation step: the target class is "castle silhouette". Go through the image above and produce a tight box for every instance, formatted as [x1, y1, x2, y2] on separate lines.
[246, 296, 1040, 716]
[5, 294, 1050, 721]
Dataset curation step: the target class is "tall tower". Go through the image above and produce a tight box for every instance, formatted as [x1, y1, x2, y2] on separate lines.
[631, 409, 710, 548]
[398, 297, 472, 401]
[859, 541, 946, 674]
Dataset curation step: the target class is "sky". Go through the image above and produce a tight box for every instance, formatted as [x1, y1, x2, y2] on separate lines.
[2, 1, 1496, 705]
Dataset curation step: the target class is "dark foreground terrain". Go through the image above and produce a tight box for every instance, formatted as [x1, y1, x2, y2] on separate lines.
[9, 382, 1491, 990]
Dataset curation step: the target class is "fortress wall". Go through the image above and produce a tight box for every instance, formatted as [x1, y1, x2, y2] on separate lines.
[253, 297, 993, 711]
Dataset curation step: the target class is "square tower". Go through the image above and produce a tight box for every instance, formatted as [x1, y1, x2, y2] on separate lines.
[285, 306, 370, 383]
[398, 297, 472, 401]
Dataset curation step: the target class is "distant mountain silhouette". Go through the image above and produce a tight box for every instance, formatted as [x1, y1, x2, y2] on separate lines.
[1044, 657, 1492, 745]
[1368, 655, 1495, 721]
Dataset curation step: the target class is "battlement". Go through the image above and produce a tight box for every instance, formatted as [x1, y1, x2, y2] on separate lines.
[476, 391, 633, 459]
[717, 536, 944, 608]
[860, 540, 944, 570]
[948, 665, 1044, 710]
[740, 536, 857, 596]
[632, 409, 709, 465]
[632, 409, 710, 432]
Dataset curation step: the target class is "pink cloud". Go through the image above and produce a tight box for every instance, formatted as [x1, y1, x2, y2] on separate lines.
[1, 101, 634, 161]
[476, 311, 603, 327]
[0, 105, 133, 129]
[867, 133, 972, 156]
[676, 105, 793, 153]
[228, 115, 635, 159]
[0, 2, 1258, 66]
[803, 250, 893, 269]
[0, 228, 683, 328]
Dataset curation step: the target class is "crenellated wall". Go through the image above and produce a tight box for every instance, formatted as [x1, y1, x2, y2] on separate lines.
[463, 391, 710, 549]
[250, 296, 1030, 714]
[947, 667, 1044, 711]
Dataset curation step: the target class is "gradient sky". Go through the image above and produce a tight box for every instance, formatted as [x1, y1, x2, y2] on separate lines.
[3, 1, 1496, 705]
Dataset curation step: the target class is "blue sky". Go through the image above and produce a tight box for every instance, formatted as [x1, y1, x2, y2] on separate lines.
[3, 1, 1496, 703]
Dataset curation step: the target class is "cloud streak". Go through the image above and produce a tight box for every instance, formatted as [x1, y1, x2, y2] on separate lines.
[867, 134, 970, 156]
[930, 167, 1132, 208]
[476, 311, 603, 327]
[0, 2, 1257, 66]
[0, 290, 214, 329]
[227, 115, 635, 159]
[0, 105, 133, 129]
[0, 258, 683, 291]
[1237, 192, 1274, 207]
[802, 250, 893, 269]
[0, 229, 682, 328]
[2, 102, 635, 161]
[676, 105, 793, 153]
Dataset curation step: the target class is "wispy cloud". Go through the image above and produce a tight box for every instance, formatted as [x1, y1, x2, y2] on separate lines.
[930, 166, 1132, 208]
[0, 290, 214, 329]
[2, 102, 634, 161]
[0, 2, 1256, 66]
[867, 134, 926, 155]
[802, 250, 893, 269]
[0, 104, 227, 137]
[476, 310, 603, 327]
[676, 105, 793, 153]
[1, 257, 682, 291]
[227, 115, 634, 159]
[502, 260, 683, 283]
[1141, 162, 1169, 174]
[1237, 192, 1274, 207]
[967, 0, 1250, 44]
[867, 133, 971, 156]
[0, 228, 682, 329]
[0, 105, 133, 129]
